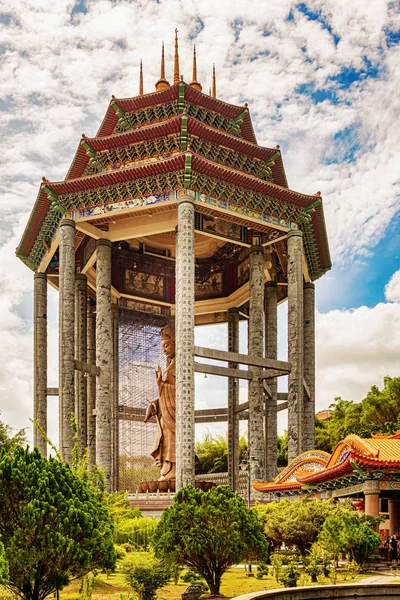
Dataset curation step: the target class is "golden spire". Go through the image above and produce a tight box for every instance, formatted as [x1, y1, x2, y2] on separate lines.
[190, 45, 202, 92]
[139, 60, 143, 95]
[155, 42, 170, 91]
[212, 64, 216, 98]
[173, 28, 180, 84]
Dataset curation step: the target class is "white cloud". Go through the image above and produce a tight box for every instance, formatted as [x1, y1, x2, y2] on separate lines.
[385, 270, 400, 302]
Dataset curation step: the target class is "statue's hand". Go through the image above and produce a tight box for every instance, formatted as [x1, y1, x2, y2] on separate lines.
[144, 402, 156, 423]
[155, 366, 163, 386]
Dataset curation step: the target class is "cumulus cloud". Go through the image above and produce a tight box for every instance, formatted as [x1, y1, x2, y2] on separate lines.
[0, 0, 399, 439]
[385, 270, 400, 302]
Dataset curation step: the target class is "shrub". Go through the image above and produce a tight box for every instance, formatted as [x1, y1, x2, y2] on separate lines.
[272, 550, 301, 565]
[304, 546, 323, 583]
[255, 562, 270, 580]
[270, 554, 283, 582]
[122, 553, 170, 600]
[114, 517, 158, 548]
[281, 562, 300, 588]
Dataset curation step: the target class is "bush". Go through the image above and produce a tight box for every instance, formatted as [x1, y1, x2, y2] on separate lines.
[181, 570, 203, 583]
[255, 562, 270, 580]
[270, 554, 283, 582]
[281, 563, 300, 588]
[114, 517, 158, 548]
[272, 549, 301, 565]
[0, 541, 9, 585]
[122, 553, 170, 600]
[304, 546, 323, 583]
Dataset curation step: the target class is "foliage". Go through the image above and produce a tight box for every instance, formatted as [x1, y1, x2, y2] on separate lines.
[318, 505, 382, 567]
[122, 552, 170, 600]
[277, 431, 288, 467]
[0, 413, 26, 455]
[280, 563, 300, 588]
[255, 563, 270, 580]
[304, 546, 323, 583]
[113, 516, 157, 548]
[195, 433, 248, 474]
[181, 570, 203, 584]
[0, 541, 9, 585]
[254, 498, 336, 555]
[270, 554, 282, 583]
[79, 572, 97, 600]
[0, 446, 116, 600]
[315, 377, 400, 453]
[270, 549, 300, 565]
[153, 485, 267, 595]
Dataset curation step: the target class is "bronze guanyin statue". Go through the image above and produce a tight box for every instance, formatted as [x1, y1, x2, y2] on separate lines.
[144, 325, 176, 481]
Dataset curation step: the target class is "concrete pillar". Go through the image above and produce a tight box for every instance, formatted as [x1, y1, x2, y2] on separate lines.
[75, 274, 87, 454]
[227, 307, 240, 491]
[33, 272, 47, 456]
[112, 304, 119, 491]
[248, 243, 265, 484]
[175, 193, 195, 490]
[287, 230, 304, 462]
[389, 500, 400, 535]
[303, 282, 315, 451]
[264, 281, 278, 481]
[364, 480, 380, 529]
[96, 238, 113, 490]
[87, 303, 96, 467]
[59, 218, 76, 462]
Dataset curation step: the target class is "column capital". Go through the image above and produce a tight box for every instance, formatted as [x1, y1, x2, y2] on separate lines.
[34, 272, 47, 280]
[364, 479, 380, 495]
[59, 218, 76, 229]
[249, 244, 263, 256]
[75, 273, 87, 282]
[287, 229, 303, 239]
[177, 191, 195, 205]
[265, 280, 277, 289]
[304, 282, 315, 290]
[96, 238, 111, 249]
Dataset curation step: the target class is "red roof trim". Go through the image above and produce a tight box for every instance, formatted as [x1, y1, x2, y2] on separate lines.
[296, 456, 354, 484]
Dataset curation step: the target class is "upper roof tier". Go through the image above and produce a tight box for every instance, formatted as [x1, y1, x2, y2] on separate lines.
[16, 73, 331, 281]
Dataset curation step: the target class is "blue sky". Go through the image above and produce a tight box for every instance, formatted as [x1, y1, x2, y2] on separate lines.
[0, 0, 399, 443]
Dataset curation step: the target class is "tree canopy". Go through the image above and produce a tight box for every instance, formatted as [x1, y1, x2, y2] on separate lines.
[0, 413, 26, 455]
[315, 376, 400, 453]
[254, 498, 336, 555]
[195, 433, 248, 474]
[0, 446, 116, 600]
[153, 485, 267, 595]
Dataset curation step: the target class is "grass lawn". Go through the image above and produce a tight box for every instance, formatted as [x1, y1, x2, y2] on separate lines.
[57, 565, 372, 600]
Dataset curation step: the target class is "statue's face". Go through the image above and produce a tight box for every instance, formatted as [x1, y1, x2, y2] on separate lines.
[161, 338, 175, 359]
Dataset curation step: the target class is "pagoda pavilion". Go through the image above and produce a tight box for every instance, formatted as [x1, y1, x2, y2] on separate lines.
[17, 32, 331, 492]
[254, 432, 400, 535]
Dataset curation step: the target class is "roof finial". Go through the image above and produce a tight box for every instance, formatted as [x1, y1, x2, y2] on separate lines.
[155, 42, 170, 91]
[139, 60, 144, 95]
[174, 29, 180, 85]
[212, 63, 216, 98]
[190, 45, 202, 92]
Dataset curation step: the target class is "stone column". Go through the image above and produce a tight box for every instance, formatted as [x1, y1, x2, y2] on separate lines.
[59, 218, 76, 462]
[227, 307, 240, 491]
[248, 243, 265, 484]
[96, 238, 113, 490]
[364, 480, 380, 529]
[112, 304, 119, 491]
[175, 194, 195, 490]
[264, 281, 278, 481]
[303, 282, 315, 451]
[87, 303, 96, 467]
[75, 274, 87, 454]
[389, 500, 400, 535]
[33, 272, 47, 456]
[287, 230, 304, 462]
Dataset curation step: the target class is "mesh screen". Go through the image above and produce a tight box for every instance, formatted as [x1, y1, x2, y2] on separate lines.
[118, 308, 169, 491]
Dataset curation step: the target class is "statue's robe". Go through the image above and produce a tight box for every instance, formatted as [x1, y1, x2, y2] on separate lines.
[145, 359, 176, 478]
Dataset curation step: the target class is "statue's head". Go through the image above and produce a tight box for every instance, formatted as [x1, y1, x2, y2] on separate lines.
[160, 325, 175, 359]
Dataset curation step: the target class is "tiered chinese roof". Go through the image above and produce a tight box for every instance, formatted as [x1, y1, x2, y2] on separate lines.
[16, 36, 331, 281]
[254, 431, 400, 496]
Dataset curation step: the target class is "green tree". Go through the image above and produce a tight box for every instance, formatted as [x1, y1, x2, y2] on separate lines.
[0, 541, 9, 585]
[254, 498, 336, 555]
[0, 414, 26, 455]
[277, 431, 288, 467]
[195, 433, 248, 474]
[153, 485, 267, 595]
[0, 446, 116, 600]
[319, 507, 382, 568]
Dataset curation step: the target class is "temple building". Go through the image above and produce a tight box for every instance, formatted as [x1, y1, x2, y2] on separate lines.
[254, 432, 400, 536]
[17, 32, 331, 492]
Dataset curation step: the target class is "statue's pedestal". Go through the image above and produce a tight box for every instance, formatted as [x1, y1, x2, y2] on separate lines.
[136, 479, 216, 494]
